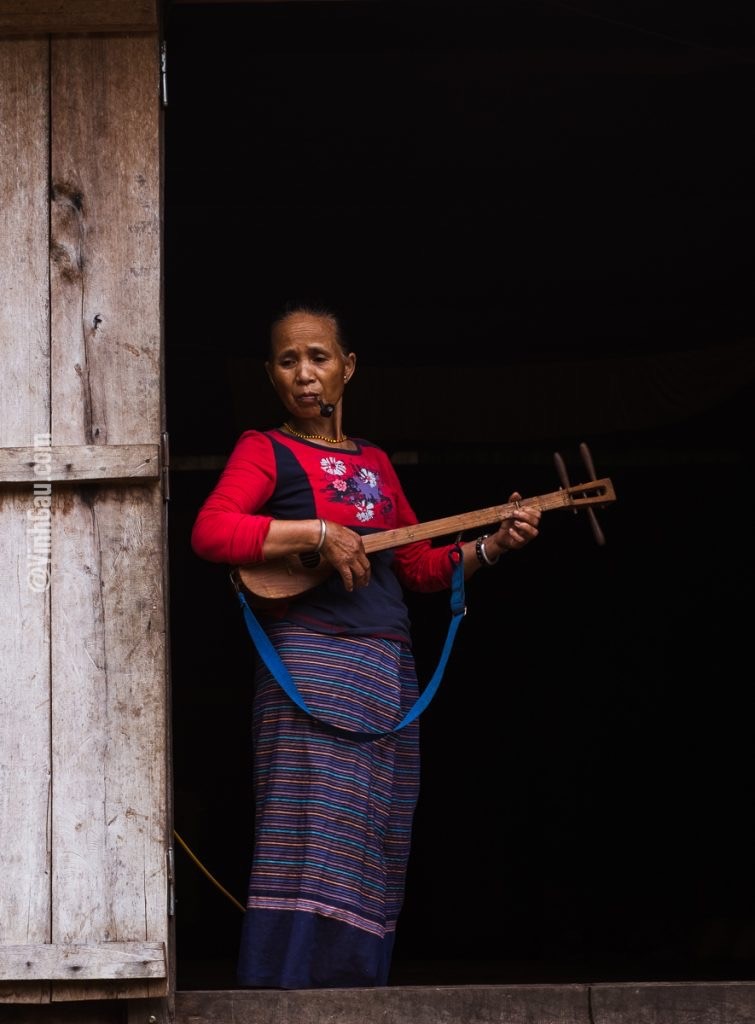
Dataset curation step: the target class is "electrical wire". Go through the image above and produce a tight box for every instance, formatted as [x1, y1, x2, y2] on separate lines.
[173, 829, 245, 913]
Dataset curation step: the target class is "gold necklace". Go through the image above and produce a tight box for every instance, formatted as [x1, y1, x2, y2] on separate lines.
[283, 422, 348, 445]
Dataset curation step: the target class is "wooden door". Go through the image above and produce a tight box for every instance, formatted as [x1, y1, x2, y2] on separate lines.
[0, 2, 170, 1007]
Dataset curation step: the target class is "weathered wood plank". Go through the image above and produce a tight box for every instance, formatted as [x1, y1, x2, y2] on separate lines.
[47, 33, 167, 1003]
[0, 445, 160, 484]
[175, 985, 592, 1024]
[50, 486, 168, 1002]
[0, 944, 165, 981]
[0, 36, 51, 1009]
[3, 983, 754, 1024]
[51, 34, 161, 448]
[173, 984, 755, 1024]
[0, 0, 157, 36]
[591, 981, 755, 1023]
[0, 38, 50, 447]
[50, 979, 168, 1004]
[0, 495, 52, 1008]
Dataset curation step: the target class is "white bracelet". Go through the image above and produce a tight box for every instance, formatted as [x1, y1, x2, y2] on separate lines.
[314, 518, 327, 553]
[477, 536, 500, 566]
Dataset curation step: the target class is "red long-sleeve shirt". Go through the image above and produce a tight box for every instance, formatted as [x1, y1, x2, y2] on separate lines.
[191, 429, 457, 640]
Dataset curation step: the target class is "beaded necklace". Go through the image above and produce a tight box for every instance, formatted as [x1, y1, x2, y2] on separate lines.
[282, 422, 348, 445]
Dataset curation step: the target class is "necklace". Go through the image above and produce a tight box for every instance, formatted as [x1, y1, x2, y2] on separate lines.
[283, 422, 348, 445]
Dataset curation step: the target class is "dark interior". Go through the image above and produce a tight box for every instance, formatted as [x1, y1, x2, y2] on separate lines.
[163, 0, 755, 988]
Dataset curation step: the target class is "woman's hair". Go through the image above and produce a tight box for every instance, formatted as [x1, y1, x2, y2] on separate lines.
[269, 301, 349, 356]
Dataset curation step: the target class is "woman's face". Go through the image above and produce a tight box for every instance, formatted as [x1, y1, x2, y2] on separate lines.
[266, 312, 355, 420]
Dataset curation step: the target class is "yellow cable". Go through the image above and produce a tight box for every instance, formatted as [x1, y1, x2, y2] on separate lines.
[173, 829, 245, 913]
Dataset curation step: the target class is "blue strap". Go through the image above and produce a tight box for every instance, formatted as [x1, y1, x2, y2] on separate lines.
[236, 547, 466, 742]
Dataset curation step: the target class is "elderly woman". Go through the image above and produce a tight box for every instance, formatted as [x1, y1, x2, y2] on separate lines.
[191, 304, 540, 989]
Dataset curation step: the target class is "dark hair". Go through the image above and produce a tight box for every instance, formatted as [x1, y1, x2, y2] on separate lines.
[269, 301, 350, 357]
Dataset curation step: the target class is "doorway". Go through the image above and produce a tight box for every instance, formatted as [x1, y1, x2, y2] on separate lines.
[164, 0, 755, 989]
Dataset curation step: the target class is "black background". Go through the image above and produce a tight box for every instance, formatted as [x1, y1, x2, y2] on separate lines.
[163, 0, 755, 988]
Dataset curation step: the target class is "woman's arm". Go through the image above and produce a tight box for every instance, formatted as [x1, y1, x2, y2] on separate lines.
[190, 431, 277, 564]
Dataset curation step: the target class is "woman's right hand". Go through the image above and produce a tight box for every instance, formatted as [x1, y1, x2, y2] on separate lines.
[320, 520, 372, 592]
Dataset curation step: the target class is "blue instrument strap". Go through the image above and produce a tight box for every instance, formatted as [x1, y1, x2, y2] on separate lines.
[236, 547, 466, 742]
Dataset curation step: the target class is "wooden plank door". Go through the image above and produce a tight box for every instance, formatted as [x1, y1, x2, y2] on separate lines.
[0, 33, 53, 1009]
[0, 15, 170, 1007]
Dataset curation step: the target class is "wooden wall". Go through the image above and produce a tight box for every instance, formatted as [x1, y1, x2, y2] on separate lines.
[0, 2, 170, 1020]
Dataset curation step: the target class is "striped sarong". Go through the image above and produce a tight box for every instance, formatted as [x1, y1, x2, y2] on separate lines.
[237, 621, 421, 989]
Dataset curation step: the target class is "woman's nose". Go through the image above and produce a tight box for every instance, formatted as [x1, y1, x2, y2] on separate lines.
[296, 361, 315, 381]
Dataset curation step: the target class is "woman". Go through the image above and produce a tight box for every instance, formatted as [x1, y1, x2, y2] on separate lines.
[190, 304, 541, 989]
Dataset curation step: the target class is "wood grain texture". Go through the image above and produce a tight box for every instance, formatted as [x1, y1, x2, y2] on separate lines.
[51, 34, 161, 449]
[0, 492, 52, 1006]
[175, 985, 592, 1024]
[48, 38, 166, 1000]
[0, 38, 50, 447]
[591, 982, 755, 1024]
[0, 445, 160, 483]
[173, 983, 755, 1024]
[50, 485, 168, 1001]
[4, 983, 754, 1023]
[0, 37, 51, 1009]
[0, 0, 157, 36]
[43, 32, 166, 1003]
[0, 944, 165, 981]
[0, 19, 168, 1011]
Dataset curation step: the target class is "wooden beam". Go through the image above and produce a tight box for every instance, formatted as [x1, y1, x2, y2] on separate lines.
[172, 982, 755, 1024]
[0, 0, 157, 36]
[0, 943, 166, 981]
[175, 984, 592, 1023]
[0, 444, 160, 483]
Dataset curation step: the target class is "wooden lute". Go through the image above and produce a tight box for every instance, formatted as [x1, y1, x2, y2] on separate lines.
[234, 476, 616, 606]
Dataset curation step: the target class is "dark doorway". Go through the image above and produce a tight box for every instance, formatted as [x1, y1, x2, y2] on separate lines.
[164, 0, 755, 989]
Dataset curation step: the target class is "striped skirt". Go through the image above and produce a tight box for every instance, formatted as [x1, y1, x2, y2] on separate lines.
[237, 621, 421, 989]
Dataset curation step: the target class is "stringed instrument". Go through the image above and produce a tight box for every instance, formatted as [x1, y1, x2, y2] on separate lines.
[235, 476, 616, 606]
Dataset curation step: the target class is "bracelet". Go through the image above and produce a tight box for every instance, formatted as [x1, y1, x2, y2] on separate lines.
[314, 518, 327, 553]
[475, 534, 500, 567]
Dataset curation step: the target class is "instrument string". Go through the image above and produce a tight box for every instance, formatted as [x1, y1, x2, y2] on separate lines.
[173, 829, 245, 913]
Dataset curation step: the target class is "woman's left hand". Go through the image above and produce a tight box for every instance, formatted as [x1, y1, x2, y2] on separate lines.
[487, 491, 541, 558]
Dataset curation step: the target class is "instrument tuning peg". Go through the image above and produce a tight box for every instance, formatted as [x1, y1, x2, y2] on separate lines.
[553, 450, 577, 514]
[579, 441, 606, 546]
[579, 441, 599, 481]
[554, 444, 607, 546]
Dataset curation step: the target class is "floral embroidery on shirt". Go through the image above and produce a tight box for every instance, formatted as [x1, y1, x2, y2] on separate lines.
[320, 458, 393, 523]
[320, 456, 347, 477]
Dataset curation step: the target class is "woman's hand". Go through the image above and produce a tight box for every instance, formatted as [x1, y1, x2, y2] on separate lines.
[321, 520, 372, 592]
[486, 491, 541, 559]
